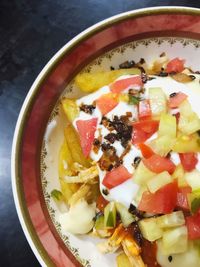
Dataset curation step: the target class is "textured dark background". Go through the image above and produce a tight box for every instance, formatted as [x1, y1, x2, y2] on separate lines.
[0, 1, 199, 266]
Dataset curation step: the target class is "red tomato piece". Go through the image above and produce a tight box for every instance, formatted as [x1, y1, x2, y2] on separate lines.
[138, 99, 152, 120]
[143, 154, 176, 174]
[169, 92, 188, 108]
[138, 181, 178, 214]
[110, 76, 143, 93]
[76, 118, 98, 157]
[102, 165, 132, 189]
[166, 57, 185, 73]
[186, 211, 200, 240]
[179, 153, 198, 172]
[138, 143, 154, 158]
[96, 94, 118, 115]
[176, 186, 192, 211]
[97, 195, 109, 212]
[132, 120, 159, 144]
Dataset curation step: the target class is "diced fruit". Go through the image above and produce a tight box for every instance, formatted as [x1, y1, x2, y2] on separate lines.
[115, 202, 136, 227]
[149, 135, 176, 157]
[143, 154, 176, 174]
[58, 139, 74, 177]
[188, 189, 200, 214]
[134, 186, 147, 204]
[138, 181, 178, 214]
[161, 226, 188, 254]
[172, 164, 186, 187]
[61, 98, 79, 122]
[104, 202, 116, 228]
[97, 195, 109, 212]
[64, 125, 90, 167]
[139, 218, 163, 241]
[138, 99, 151, 120]
[158, 113, 176, 138]
[184, 170, 200, 190]
[176, 186, 192, 211]
[76, 118, 98, 157]
[110, 76, 143, 93]
[147, 171, 172, 193]
[59, 177, 80, 203]
[132, 120, 159, 144]
[166, 57, 185, 73]
[75, 68, 141, 93]
[96, 93, 118, 115]
[102, 166, 132, 189]
[169, 92, 188, 108]
[156, 211, 185, 228]
[179, 153, 198, 172]
[178, 100, 200, 135]
[133, 161, 155, 185]
[186, 211, 200, 240]
[116, 253, 132, 267]
[95, 214, 105, 230]
[138, 143, 154, 158]
[173, 133, 200, 153]
[149, 87, 167, 117]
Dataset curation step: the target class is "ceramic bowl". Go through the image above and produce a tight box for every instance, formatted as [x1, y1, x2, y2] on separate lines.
[12, 6, 200, 267]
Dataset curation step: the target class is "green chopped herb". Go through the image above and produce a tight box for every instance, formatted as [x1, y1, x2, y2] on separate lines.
[51, 189, 63, 201]
[128, 95, 141, 105]
[191, 197, 200, 214]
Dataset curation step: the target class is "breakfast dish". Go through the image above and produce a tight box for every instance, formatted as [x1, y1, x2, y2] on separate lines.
[51, 54, 200, 267]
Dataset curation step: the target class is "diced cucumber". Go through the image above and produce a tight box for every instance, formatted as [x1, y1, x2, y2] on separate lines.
[134, 186, 147, 204]
[172, 133, 200, 153]
[116, 253, 132, 267]
[134, 161, 155, 185]
[172, 164, 187, 187]
[149, 87, 167, 117]
[188, 189, 200, 214]
[156, 211, 185, 228]
[147, 171, 172, 193]
[158, 113, 176, 138]
[161, 226, 188, 255]
[184, 170, 200, 191]
[139, 218, 163, 241]
[104, 202, 116, 228]
[95, 214, 105, 230]
[115, 202, 136, 227]
[61, 98, 79, 122]
[149, 135, 176, 157]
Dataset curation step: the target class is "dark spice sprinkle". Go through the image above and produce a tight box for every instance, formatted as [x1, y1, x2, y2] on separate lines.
[80, 104, 95, 114]
[132, 222, 143, 246]
[134, 156, 141, 167]
[168, 256, 173, 262]
[158, 71, 168, 77]
[110, 66, 115, 70]
[107, 164, 114, 171]
[169, 92, 177, 98]
[93, 138, 100, 146]
[119, 60, 135, 69]
[160, 52, 166, 57]
[101, 143, 113, 151]
[139, 58, 145, 64]
[189, 75, 196, 80]
[102, 188, 109, 196]
[141, 73, 148, 83]
[104, 133, 118, 144]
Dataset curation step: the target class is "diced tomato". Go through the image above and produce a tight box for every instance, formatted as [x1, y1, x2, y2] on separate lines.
[96, 94, 118, 115]
[186, 210, 200, 240]
[169, 92, 188, 108]
[138, 99, 152, 120]
[76, 118, 98, 157]
[102, 165, 132, 189]
[97, 195, 109, 212]
[166, 57, 185, 73]
[143, 154, 176, 174]
[132, 120, 159, 144]
[138, 181, 178, 214]
[179, 153, 198, 172]
[176, 186, 192, 211]
[138, 143, 154, 158]
[110, 76, 143, 93]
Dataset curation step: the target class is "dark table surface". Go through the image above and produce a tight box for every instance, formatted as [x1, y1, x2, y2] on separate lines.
[0, 1, 199, 266]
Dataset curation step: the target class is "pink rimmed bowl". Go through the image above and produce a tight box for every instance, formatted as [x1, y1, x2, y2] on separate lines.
[12, 6, 200, 267]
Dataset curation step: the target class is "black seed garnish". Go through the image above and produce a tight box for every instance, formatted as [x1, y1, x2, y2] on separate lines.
[107, 164, 114, 171]
[189, 75, 196, 80]
[102, 188, 109, 196]
[168, 256, 173, 262]
[119, 60, 135, 69]
[134, 157, 141, 168]
[158, 71, 168, 77]
[93, 138, 100, 146]
[160, 52, 166, 57]
[139, 58, 145, 64]
[80, 104, 95, 114]
[101, 143, 112, 151]
[170, 92, 177, 98]
[110, 66, 115, 70]
[104, 133, 118, 144]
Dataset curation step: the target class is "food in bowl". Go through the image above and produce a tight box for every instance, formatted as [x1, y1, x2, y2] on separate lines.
[51, 54, 200, 267]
